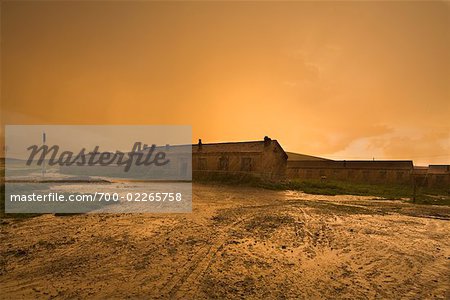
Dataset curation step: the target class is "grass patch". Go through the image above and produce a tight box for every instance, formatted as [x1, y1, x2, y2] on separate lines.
[194, 173, 450, 206]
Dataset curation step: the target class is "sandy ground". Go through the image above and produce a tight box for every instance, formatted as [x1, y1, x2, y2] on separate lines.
[1, 183, 450, 299]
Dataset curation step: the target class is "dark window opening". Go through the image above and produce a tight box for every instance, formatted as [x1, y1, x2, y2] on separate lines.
[218, 157, 229, 171]
[198, 158, 207, 170]
[241, 157, 252, 172]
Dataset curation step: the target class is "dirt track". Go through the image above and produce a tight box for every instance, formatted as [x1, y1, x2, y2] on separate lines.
[1, 184, 450, 299]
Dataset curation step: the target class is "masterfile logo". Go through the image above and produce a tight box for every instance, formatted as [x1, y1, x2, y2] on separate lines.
[26, 142, 170, 172]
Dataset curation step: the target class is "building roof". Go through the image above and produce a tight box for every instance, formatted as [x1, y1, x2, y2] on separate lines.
[287, 160, 413, 169]
[192, 138, 288, 159]
[286, 152, 331, 161]
[428, 165, 450, 174]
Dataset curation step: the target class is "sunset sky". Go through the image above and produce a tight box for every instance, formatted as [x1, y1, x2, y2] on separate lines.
[1, 1, 449, 165]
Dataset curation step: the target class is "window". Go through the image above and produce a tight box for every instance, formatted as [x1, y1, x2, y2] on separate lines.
[198, 158, 207, 170]
[306, 169, 313, 178]
[241, 157, 252, 171]
[218, 157, 229, 171]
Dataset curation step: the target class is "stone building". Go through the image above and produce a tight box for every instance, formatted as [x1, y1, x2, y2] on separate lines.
[413, 165, 450, 188]
[427, 165, 450, 187]
[192, 136, 288, 180]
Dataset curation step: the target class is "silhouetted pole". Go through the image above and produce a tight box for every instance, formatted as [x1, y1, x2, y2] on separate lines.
[42, 132, 46, 178]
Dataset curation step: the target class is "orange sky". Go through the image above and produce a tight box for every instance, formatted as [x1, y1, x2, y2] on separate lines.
[1, 1, 449, 165]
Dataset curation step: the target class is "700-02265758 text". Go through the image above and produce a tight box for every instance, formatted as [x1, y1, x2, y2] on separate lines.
[9, 192, 184, 202]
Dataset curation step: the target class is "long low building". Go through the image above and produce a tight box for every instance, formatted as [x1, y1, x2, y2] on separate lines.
[193, 137, 449, 188]
[286, 159, 414, 184]
[192, 137, 415, 185]
[413, 165, 450, 188]
[58, 136, 448, 187]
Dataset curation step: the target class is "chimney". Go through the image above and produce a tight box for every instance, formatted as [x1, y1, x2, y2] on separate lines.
[264, 136, 271, 147]
[198, 139, 202, 151]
